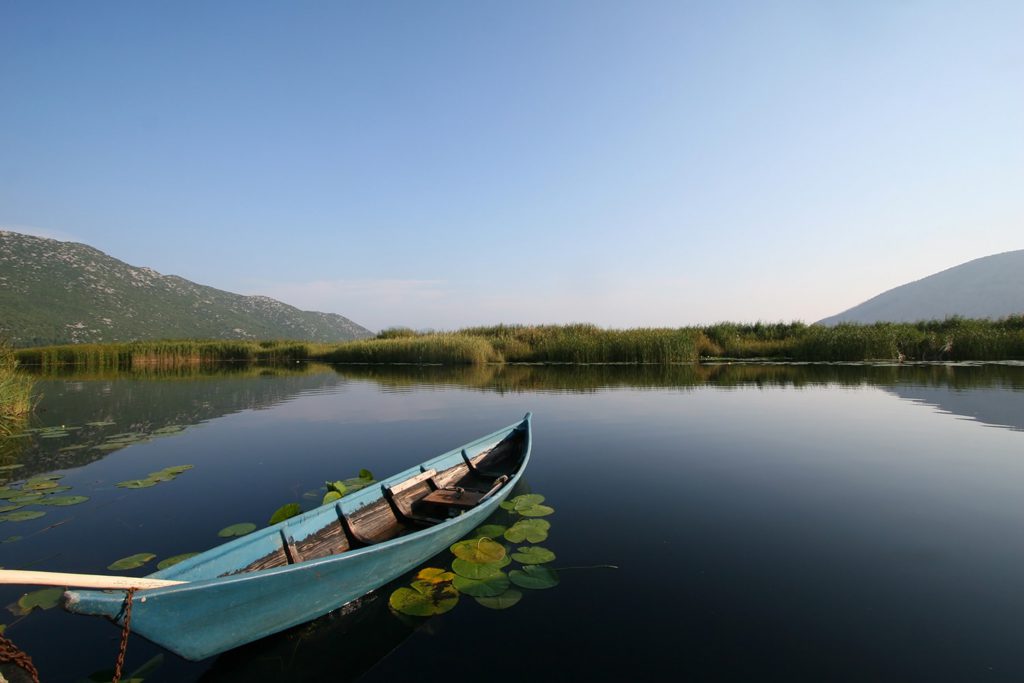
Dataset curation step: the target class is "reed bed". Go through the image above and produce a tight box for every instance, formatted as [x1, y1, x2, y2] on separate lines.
[317, 334, 499, 365]
[16, 340, 318, 370]
[13, 316, 1024, 369]
[1, 338, 35, 420]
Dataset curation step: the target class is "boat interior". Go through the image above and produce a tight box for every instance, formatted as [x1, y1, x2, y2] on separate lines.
[229, 429, 526, 576]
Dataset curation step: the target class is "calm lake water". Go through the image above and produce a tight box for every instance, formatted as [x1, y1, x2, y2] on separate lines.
[3, 362, 1024, 682]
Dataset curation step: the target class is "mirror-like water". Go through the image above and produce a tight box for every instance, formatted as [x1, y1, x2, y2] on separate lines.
[3, 362, 1024, 682]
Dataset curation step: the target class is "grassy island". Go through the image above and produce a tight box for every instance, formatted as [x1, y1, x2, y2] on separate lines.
[12, 316, 1024, 370]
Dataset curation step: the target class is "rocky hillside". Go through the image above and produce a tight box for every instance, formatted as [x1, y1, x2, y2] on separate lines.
[819, 250, 1024, 325]
[0, 230, 373, 346]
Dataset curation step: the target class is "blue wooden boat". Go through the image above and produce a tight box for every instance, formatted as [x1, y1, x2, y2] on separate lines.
[64, 413, 532, 661]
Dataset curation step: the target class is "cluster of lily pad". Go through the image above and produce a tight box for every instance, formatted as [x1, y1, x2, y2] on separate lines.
[214, 469, 378, 548]
[0, 473, 89, 524]
[389, 493, 558, 616]
[115, 464, 193, 489]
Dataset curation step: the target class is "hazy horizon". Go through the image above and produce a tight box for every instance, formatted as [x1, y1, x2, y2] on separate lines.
[3, 2, 1022, 330]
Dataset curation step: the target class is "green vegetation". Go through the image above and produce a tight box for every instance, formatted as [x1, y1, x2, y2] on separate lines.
[13, 316, 1024, 369]
[0, 338, 34, 425]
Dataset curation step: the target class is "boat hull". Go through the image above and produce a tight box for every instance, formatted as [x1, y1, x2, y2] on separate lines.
[65, 414, 532, 660]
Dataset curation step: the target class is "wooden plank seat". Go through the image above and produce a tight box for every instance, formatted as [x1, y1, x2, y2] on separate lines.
[384, 469, 443, 524]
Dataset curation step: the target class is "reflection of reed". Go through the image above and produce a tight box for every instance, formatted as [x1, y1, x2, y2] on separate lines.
[21, 362, 334, 381]
[332, 362, 1024, 393]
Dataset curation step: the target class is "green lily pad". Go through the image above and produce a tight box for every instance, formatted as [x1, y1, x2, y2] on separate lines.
[40, 485, 72, 495]
[37, 495, 89, 506]
[94, 443, 127, 451]
[108, 553, 156, 571]
[451, 556, 510, 579]
[509, 565, 560, 590]
[389, 582, 459, 616]
[511, 546, 556, 564]
[59, 445, 89, 452]
[9, 493, 44, 504]
[0, 465, 24, 471]
[358, 468, 374, 480]
[504, 519, 550, 544]
[218, 522, 256, 537]
[325, 481, 348, 497]
[517, 504, 555, 517]
[475, 588, 523, 610]
[322, 491, 342, 504]
[160, 465, 193, 475]
[450, 537, 507, 564]
[469, 524, 507, 539]
[268, 503, 302, 525]
[0, 489, 20, 499]
[11, 587, 62, 615]
[0, 504, 22, 513]
[116, 479, 158, 489]
[86, 421, 116, 427]
[156, 552, 199, 570]
[23, 480, 60, 491]
[510, 494, 545, 509]
[0, 510, 45, 522]
[416, 567, 455, 584]
[146, 471, 176, 482]
[39, 431, 70, 439]
[452, 571, 510, 597]
[1, 536, 22, 543]
[28, 474, 64, 481]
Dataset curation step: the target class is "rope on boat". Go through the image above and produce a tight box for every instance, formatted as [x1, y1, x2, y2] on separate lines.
[0, 632, 41, 683]
[112, 587, 136, 683]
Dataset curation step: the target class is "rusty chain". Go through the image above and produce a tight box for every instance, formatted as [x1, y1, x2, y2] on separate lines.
[112, 587, 136, 683]
[0, 631, 41, 683]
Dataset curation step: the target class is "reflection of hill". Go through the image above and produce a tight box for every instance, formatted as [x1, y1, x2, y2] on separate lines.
[331, 362, 1024, 393]
[882, 384, 1024, 432]
[1, 364, 342, 476]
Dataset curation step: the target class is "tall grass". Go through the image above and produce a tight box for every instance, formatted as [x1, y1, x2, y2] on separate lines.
[13, 316, 1024, 368]
[318, 334, 499, 364]
[1, 338, 35, 421]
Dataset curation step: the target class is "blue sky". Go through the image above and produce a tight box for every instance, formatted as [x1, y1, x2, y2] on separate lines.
[2, 1, 1021, 331]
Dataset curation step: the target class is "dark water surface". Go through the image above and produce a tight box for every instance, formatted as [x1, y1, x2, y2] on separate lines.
[3, 362, 1024, 682]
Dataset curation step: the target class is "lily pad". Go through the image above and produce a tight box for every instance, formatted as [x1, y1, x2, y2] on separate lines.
[517, 504, 555, 517]
[475, 588, 523, 610]
[510, 494, 545, 509]
[116, 479, 158, 489]
[218, 522, 256, 537]
[322, 490, 342, 504]
[157, 552, 199, 570]
[86, 421, 116, 427]
[1, 536, 22, 543]
[268, 503, 302, 525]
[0, 489, 20, 499]
[358, 468, 374, 480]
[37, 495, 89, 506]
[450, 537, 507, 564]
[39, 431, 70, 439]
[153, 425, 185, 435]
[511, 546, 556, 565]
[504, 519, 551, 544]
[108, 553, 156, 571]
[0, 504, 22, 513]
[0, 465, 24, 471]
[416, 567, 455, 584]
[509, 565, 560, 590]
[40, 485, 72, 494]
[23, 480, 60, 491]
[160, 465, 193, 475]
[389, 583, 459, 616]
[451, 556, 510, 579]
[146, 471, 176, 482]
[0, 510, 45, 522]
[469, 524, 507, 539]
[10, 587, 62, 615]
[452, 571, 510, 597]
[9, 493, 44, 504]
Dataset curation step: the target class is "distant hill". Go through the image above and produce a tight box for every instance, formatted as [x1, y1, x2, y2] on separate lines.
[0, 230, 374, 346]
[819, 250, 1024, 325]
